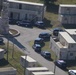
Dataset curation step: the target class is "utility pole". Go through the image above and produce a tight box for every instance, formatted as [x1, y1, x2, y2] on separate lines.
[23, 48, 30, 75]
[12, 37, 14, 58]
[7, 35, 9, 61]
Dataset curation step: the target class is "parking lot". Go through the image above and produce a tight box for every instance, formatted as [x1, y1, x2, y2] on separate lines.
[8, 24, 67, 75]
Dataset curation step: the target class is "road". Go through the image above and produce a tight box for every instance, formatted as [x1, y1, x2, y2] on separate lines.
[7, 25, 68, 75]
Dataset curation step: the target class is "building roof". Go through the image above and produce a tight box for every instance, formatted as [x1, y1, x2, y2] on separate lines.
[0, 67, 16, 72]
[7, 0, 44, 6]
[59, 32, 76, 43]
[21, 56, 36, 62]
[60, 4, 76, 7]
[26, 67, 48, 71]
[32, 71, 54, 75]
[0, 48, 4, 52]
[65, 29, 76, 35]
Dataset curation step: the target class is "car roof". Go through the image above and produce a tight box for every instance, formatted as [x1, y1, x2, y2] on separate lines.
[57, 60, 65, 63]
[53, 28, 63, 31]
[40, 32, 49, 34]
[37, 21, 43, 23]
[42, 51, 50, 54]
[69, 70, 76, 73]
[35, 44, 41, 47]
[35, 38, 42, 40]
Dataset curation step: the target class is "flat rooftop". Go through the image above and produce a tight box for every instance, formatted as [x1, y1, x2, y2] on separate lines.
[27, 67, 48, 71]
[0, 67, 16, 72]
[21, 56, 36, 62]
[59, 32, 76, 43]
[32, 71, 54, 75]
[7, 0, 44, 6]
[60, 4, 76, 7]
[65, 29, 76, 35]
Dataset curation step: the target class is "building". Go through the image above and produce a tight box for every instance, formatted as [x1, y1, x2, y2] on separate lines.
[7, 0, 45, 22]
[50, 31, 76, 60]
[20, 55, 38, 68]
[0, 67, 17, 75]
[32, 71, 54, 75]
[58, 4, 76, 25]
[25, 67, 49, 75]
[0, 0, 7, 10]
[65, 29, 76, 41]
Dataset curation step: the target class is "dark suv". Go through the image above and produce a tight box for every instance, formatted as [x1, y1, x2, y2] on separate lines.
[16, 20, 31, 27]
[54, 60, 67, 69]
[35, 21, 44, 28]
[32, 44, 41, 52]
[39, 32, 51, 40]
[41, 51, 51, 59]
[34, 38, 43, 44]
[0, 38, 4, 44]
[53, 28, 64, 36]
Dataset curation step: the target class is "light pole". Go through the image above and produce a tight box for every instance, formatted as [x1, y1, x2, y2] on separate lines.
[12, 37, 14, 58]
[22, 48, 30, 75]
[6, 34, 9, 61]
[54, 55, 57, 75]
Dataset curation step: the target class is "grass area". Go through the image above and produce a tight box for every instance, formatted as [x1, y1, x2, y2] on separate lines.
[9, 29, 18, 35]
[0, 43, 24, 75]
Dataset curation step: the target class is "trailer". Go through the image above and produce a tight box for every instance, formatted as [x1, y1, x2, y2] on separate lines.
[32, 71, 54, 75]
[20, 55, 38, 68]
[0, 67, 17, 75]
[25, 67, 49, 75]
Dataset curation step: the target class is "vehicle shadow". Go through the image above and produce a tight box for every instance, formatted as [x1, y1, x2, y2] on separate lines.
[0, 58, 9, 67]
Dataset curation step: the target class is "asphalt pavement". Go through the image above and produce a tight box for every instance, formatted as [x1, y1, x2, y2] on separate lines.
[6, 25, 68, 75]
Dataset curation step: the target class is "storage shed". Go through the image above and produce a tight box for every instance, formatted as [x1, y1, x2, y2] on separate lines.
[25, 67, 49, 75]
[32, 71, 54, 75]
[58, 4, 76, 24]
[0, 67, 17, 75]
[20, 55, 38, 68]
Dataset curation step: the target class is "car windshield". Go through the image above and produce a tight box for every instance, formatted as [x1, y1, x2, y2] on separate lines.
[46, 53, 50, 55]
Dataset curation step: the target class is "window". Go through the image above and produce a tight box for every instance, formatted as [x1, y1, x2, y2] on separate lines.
[19, 4, 22, 9]
[70, 53, 73, 56]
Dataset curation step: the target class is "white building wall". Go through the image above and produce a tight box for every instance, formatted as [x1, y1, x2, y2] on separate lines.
[8, 0, 45, 22]
[58, 4, 76, 24]
[59, 33, 69, 47]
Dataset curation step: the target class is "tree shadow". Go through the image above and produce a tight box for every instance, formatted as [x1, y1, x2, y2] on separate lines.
[46, 3, 59, 14]
[0, 58, 9, 67]
[43, 18, 53, 28]
[63, 24, 76, 29]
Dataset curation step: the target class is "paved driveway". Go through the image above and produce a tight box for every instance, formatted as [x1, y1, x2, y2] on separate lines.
[8, 25, 68, 75]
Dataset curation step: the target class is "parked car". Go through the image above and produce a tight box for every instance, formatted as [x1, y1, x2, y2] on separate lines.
[68, 70, 76, 75]
[39, 32, 51, 40]
[32, 44, 41, 52]
[53, 28, 64, 36]
[34, 21, 44, 28]
[16, 20, 31, 27]
[9, 18, 17, 24]
[54, 60, 67, 69]
[41, 51, 51, 59]
[0, 37, 4, 44]
[34, 38, 44, 44]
